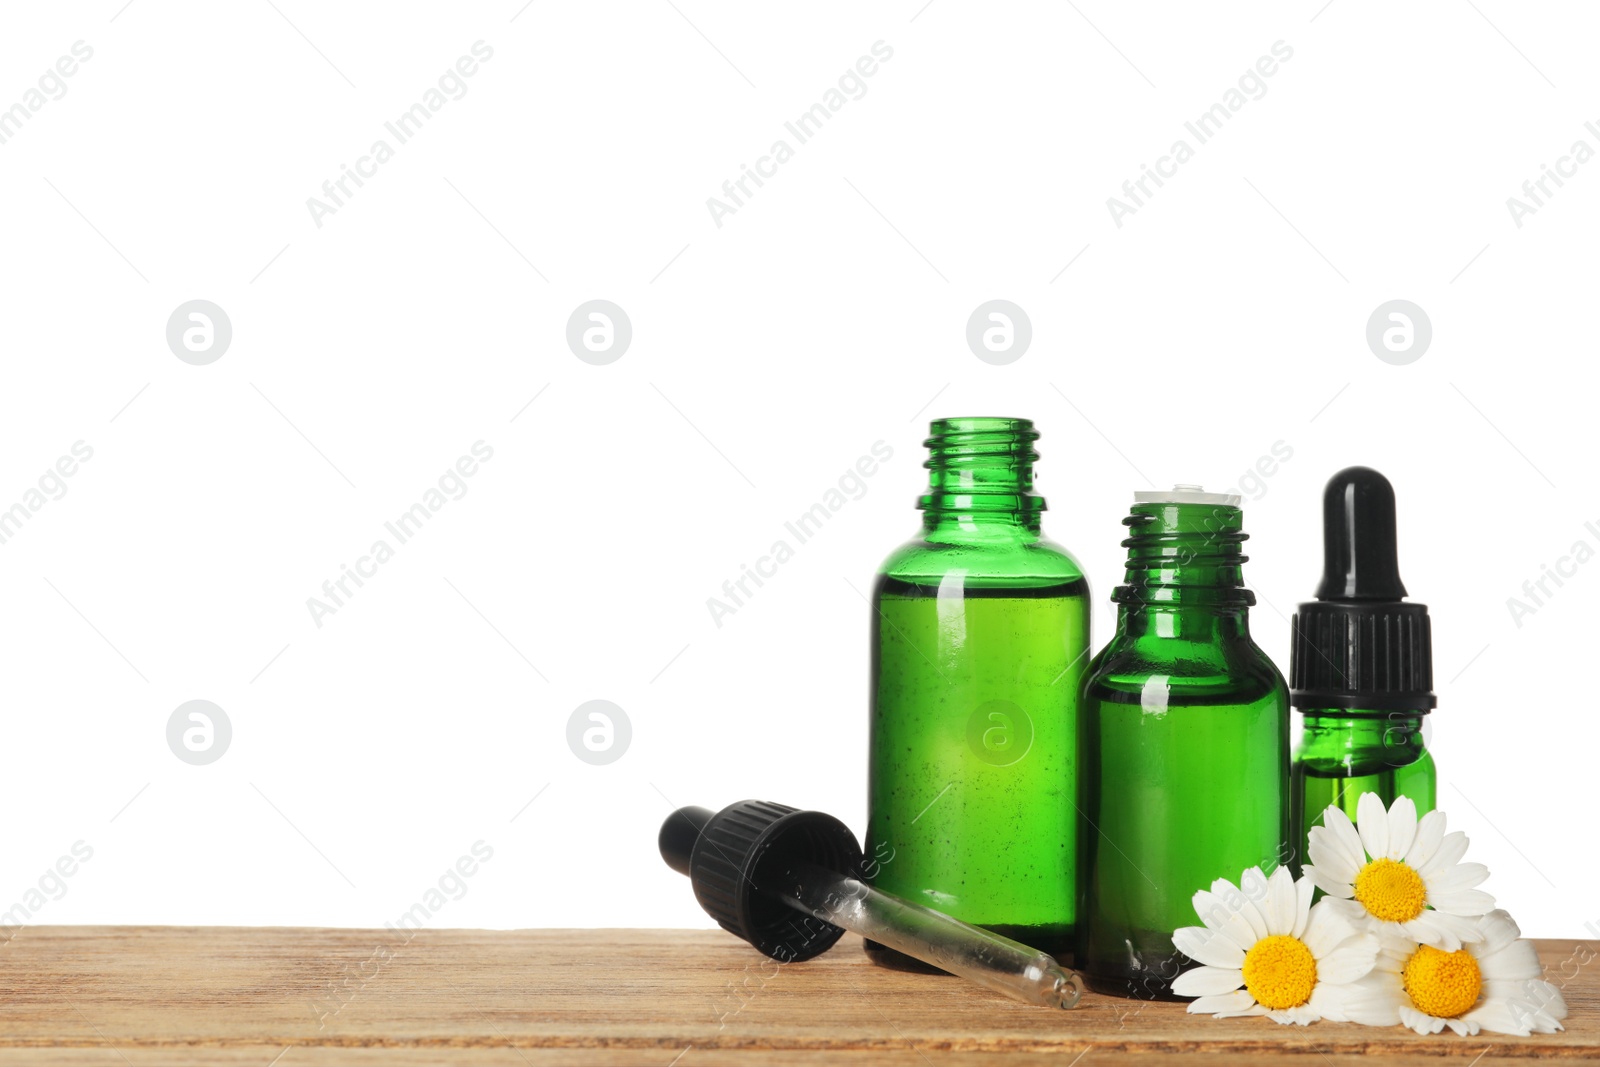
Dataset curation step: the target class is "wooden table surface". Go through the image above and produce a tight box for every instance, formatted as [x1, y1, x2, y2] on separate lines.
[0, 927, 1593, 1065]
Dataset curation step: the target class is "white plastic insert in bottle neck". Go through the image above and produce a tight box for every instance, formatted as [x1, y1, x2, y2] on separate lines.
[1132, 483, 1242, 506]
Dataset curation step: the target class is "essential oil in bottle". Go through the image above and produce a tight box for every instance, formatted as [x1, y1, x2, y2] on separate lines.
[1289, 467, 1437, 873]
[1076, 486, 1289, 1000]
[865, 417, 1090, 968]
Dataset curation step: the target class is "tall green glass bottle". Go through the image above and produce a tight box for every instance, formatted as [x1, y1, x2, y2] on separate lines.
[865, 417, 1089, 968]
[1289, 467, 1437, 871]
[1077, 486, 1289, 999]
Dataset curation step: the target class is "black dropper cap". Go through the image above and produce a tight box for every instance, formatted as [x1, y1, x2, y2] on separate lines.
[1290, 467, 1436, 714]
[659, 799, 864, 963]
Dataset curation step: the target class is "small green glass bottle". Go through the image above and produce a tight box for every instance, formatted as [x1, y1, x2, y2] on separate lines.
[1289, 467, 1437, 872]
[865, 417, 1089, 968]
[1077, 486, 1289, 999]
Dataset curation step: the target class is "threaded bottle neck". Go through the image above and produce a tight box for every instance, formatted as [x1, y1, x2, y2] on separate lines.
[1112, 501, 1255, 609]
[918, 417, 1044, 536]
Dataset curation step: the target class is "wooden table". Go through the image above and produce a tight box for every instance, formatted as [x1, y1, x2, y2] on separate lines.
[0, 928, 1593, 1064]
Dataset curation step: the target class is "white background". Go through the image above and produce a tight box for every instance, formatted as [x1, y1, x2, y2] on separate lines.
[0, 1, 1594, 940]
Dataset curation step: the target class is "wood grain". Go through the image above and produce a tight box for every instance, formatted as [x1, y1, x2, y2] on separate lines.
[0, 928, 1593, 1064]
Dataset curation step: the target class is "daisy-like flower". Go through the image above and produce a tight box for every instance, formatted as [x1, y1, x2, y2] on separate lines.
[1359, 909, 1568, 1036]
[1172, 865, 1381, 1025]
[1306, 793, 1494, 951]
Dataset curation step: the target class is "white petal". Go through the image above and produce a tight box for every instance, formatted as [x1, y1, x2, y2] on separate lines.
[1371, 918, 1418, 947]
[1315, 932, 1379, 985]
[1316, 973, 1403, 1026]
[1191, 900, 1264, 955]
[1191, 889, 1222, 929]
[1405, 809, 1448, 869]
[1211, 874, 1243, 900]
[1266, 1004, 1320, 1025]
[1239, 904, 1270, 942]
[1304, 981, 1352, 1023]
[1172, 965, 1245, 997]
[1218, 909, 1265, 953]
[1356, 792, 1391, 860]
[1173, 925, 1246, 969]
[1401, 912, 1466, 952]
[1427, 887, 1496, 916]
[1385, 795, 1418, 860]
[1302, 899, 1357, 958]
[1318, 806, 1369, 874]
[1306, 864, 1356, 898]
[1444, 1016, 1480, 1036]
[1304, 845, 1356, 888]
[1368, 934, 1410, 973]
[1292, 874, 1314, 940]
[1425, 861, 1491, 896]
[1239, 867, 1273, 918]
[1264, 865, 1297, 935]
[1216, 1003, 1271, 1018]
[1475, 938, 1541, 983]
[1186, 990, 1257, 1016]
[1399, 1005, 1447, 1035]
[1193, 888, 1266, 947]
[1460, 996, 1537, 1037]
[1192, 888, 1223, 930]
[1315, 896, 1368, 932]
[1416, 830, 1469, 878]
[1483, 978, 1568, 1029]
[1208, 875, 1270, 941]
[1473, 910, 1522, 957]
[1342, 989, 1405, 1027]
[1503, 978, 1568, 1024]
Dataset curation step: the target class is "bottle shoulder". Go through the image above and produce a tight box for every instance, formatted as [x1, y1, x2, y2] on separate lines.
[1291, 717, 1435, 771]
[1292, 743, 1435, 779]
[1084, 634, 1287, 703]
[877, 532, 1087, 589]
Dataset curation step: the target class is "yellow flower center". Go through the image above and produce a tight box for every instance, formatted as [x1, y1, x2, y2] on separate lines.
[1352, 858, 1427, 922]
[1402, 944, 1482, 1019]
[1241, 934, 1318, 1010]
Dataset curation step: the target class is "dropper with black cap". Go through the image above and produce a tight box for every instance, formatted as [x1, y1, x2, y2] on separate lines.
[1288, 467, 1438, 873]
[657, 799, 1085, 1008]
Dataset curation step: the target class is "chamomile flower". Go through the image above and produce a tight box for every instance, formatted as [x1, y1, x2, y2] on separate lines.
[1306, 793, 1494, 951]
[1172, 865, 1381, 1025]
[1359, 910, 1568, 1036]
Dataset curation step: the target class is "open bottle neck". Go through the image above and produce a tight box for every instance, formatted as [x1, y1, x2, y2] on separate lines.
[1112, 500, 1256, 613]
[918, 417, 1044, 541]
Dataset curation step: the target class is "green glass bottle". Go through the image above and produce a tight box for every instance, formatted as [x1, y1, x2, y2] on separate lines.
[1077, 486, 1289, 999]
[1290, 712, 1435, 868]
[1289, 467, 1437, 871]
[865, 417, 1089, 968]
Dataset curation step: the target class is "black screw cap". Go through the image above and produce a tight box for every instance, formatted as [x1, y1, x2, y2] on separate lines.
[659, 799, 864, 963]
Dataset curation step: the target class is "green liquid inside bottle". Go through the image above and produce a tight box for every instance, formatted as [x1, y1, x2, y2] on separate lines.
[869, 577, 1088, 958]
[1077, 491, 1289, 999]
[865, 418, 1089, 968]
[1290, 712, 1436, 871]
